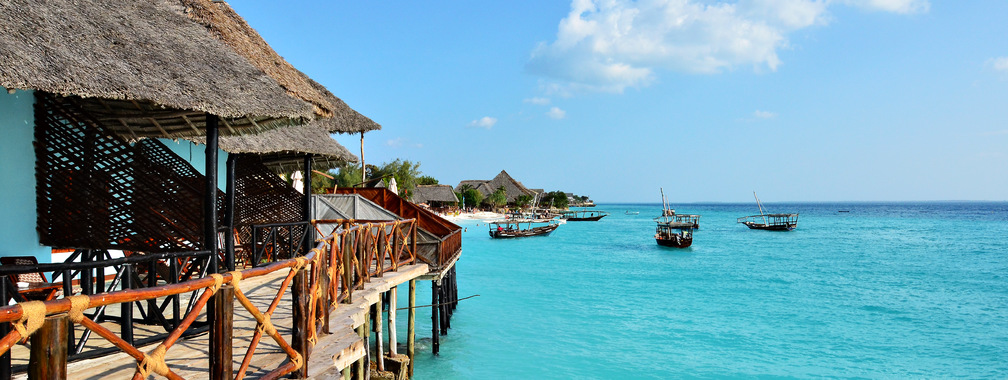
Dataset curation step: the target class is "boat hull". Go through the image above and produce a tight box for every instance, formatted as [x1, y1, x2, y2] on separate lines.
[655, 234, 692, 248]
[490, 224, 558, 238]
[566, 215, 607, 221]
[742, 222, 796, 231]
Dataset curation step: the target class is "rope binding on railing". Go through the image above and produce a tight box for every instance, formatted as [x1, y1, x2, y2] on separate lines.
[13, 301, 46, 342]
[137, 343, 169, 379]
[67, 295, 91, 323]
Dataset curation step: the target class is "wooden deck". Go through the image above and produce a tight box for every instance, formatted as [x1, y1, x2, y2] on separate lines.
[9, 263, 427, 379]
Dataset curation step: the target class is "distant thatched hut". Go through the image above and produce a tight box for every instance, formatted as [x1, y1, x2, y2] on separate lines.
[412, 185, 460, 212]
[454, 170, 537, 206]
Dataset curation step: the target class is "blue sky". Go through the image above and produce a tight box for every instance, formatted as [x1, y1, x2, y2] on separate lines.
[230, 1, 1007, 203]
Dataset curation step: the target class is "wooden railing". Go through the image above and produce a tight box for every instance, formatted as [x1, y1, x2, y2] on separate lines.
[0, 218, 418, 379]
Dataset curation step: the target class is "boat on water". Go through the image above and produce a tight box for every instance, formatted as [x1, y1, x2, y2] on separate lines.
[737, 192, 798, 231]
[655, 188, 696, 248]
[559, 209, 609, 221]
[625, 211, 639, 215]
[489, 218, 559, 238]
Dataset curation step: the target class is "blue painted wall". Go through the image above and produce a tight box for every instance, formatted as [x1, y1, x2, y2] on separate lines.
[158, 139, 229, 191]
[0, 88, 51, 263]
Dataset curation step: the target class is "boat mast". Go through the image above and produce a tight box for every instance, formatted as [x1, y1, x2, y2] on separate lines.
[754, 191, 768, 225]
[660, 188, 669, 223]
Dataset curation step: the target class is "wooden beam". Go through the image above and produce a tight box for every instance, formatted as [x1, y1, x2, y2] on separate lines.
[210, 285, 234, 380]
[407, 279, 415, 378]
[388, 286, 398, 356]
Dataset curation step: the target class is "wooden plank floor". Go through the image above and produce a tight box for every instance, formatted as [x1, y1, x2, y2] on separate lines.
[10, 263, 427, 379]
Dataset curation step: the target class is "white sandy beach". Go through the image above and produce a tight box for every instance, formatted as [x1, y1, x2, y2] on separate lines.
[439, 210, 504, 223]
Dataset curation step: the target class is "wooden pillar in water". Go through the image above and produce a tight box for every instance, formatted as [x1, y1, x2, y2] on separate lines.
[210, 285, 234, 380]
[407, 279, 416, 378]
[374, 294, 384, 372]
[292, 267, 310, 379]
[28, 314, 68, 380]
[431, 280, 440, 355]
[388, 286, 398, 356]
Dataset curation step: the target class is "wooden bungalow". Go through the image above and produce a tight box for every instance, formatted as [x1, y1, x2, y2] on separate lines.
[0, 0, 423, 379]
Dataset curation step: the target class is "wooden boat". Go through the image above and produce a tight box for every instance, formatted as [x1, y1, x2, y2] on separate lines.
[737, 192, 798, 231]
[655, 188, 697, 248]
[625, 211, 639, 215]
[559, 209, 609, 221]
[489, 218, 559, 238]
[655, 221, 694, 248]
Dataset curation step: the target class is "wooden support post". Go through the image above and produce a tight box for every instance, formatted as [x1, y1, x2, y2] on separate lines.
[431, 280, 440, 355]
[209, 285, 234, 380]
[292, 267, 310, 379]
[302, 155, 313, 255]
[344, 233, 354, 303]
[121, 264, 134, 346]
[354, 324, 365, 380]
[224, 154, 236, 271]
[407, 279, 416, 379]
[374, 294, 384, 372]
[388, 286, 398, 356]
[363, 312, 371, 380]
[28, 314, 69, 380]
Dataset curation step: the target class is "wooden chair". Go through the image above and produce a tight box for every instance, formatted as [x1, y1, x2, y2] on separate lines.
[0, 256, 62, 301]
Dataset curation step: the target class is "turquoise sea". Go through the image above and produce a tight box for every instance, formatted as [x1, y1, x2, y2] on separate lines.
[401, 202, 1008, 379]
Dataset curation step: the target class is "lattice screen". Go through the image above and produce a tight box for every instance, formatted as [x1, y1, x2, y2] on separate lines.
[34, 92, 222, 252]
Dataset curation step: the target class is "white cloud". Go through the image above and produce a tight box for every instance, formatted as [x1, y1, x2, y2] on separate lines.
[754, 110, 776, 119]
[547, 107, 567, 119]
[386, 138, 404, 147]
[840, 0, 929, 14]
[524, 97, 551, 105]
[527, 0, 926, 93]
[990, 57, 1008, 73]
[468, 116, 498, 129]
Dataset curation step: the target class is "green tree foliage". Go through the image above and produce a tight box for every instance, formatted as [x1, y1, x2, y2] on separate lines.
[333, 163, 364, 188]
[311, 170, 335, 194]
[369, 159, 422, 198]
[540, 190, 569, 209]
[417, 175, 439, 185]
[515, 194, 533, 208]
[456, 185, 483, 209]
[483, 185, 507, 209]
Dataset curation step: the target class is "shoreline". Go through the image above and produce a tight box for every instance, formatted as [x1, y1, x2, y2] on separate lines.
[439, 210, 505, 223]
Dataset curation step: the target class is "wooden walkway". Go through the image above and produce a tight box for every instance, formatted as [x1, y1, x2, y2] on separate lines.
[8, 264, 427, 379]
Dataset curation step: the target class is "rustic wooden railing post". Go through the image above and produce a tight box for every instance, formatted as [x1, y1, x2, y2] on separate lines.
[407, 279, 416, 378]
[210, 284, 233, 380]
[28, 314, 69, 380]
[377, 228, 387, 275]
[292, 266, 310, 379]
[321, 246, 332, 334]
[343, 233, 354, 303]
[410, 221, 418, 262]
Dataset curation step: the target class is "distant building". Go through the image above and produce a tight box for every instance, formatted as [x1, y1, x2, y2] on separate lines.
[412, 184, 459, 211]
[455, 170, 537, 205]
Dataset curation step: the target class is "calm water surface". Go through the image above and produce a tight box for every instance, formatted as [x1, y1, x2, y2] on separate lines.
[395, 202, 1008, 379]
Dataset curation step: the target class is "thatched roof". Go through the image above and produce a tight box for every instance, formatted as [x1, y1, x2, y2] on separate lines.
[412, 185, 459, 204]
[302, 76, 381, 134]
[189, 1, 380, 134]
[455, 170, 536, 203]
[0, 0, 317, 139]
[183, 0, 332, 118]
[189, 123, 358, 173]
